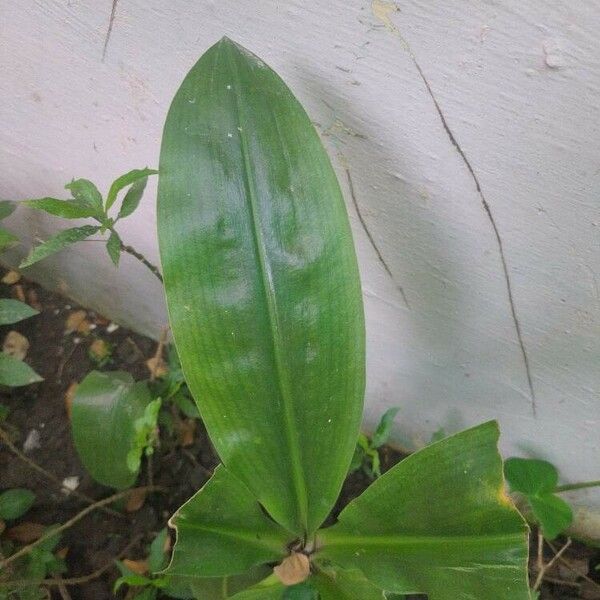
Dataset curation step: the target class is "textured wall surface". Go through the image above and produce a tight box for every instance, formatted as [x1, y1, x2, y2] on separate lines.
[1, 1, 599, 530]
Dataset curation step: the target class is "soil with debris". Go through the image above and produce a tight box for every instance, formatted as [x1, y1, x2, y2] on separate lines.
[0, 271, 598, 599]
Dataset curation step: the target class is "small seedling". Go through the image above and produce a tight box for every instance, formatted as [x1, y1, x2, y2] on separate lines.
[127, 398, 162, 474]
[504, 457, 573, 540]
[20, 168, 157, 269]
[349, 407, 399, 479]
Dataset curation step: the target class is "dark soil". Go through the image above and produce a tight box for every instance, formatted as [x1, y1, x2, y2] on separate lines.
[0, 272, 598, 599]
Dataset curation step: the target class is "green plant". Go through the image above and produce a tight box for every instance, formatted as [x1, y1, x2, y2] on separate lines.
[149, 38, 530, 599]
[20, 168, 157, 271]
[127, 397, 162, 474]
[0, 299, 42, 387]
[0, 489, 35, 521]
[349, 407, 398, 478]
[0, 201, 19, 253]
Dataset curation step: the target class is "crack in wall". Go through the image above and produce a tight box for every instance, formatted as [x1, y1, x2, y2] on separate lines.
[345, 168, 410, 309]
[102, 0, 119, 61]
[370, 0, 537, 415]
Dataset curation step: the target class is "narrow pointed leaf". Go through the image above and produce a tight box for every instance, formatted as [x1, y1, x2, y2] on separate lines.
[20, 225, 100, 268]
[0, 354, 43, 386]
[65, 179, 104, 214]
[0, 201, 16, 220]
[0, 228, 18, 252]
[106, 230, 122, 266]
[71, 371, 151, 489]
[319, 422, 530, 599]
[0, 299, 38, 325]
[106, 168, 158, 212]
[165, 465, 289, 579]
[158, 37, 364, 536]
[24, 198, 99, 219]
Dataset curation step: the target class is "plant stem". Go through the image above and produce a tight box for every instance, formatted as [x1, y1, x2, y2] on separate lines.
[555, 480, 600, 493]
[0, 486, 162, 569]
[119, 241, 163, 283]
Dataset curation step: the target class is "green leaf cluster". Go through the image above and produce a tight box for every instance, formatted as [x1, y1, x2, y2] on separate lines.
[504, 457, 573, 539]
[152, 38, 531, 600]
[21, 168, 156, 268]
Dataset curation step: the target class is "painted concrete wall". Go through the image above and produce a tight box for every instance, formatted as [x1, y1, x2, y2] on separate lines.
[1, 1, 599, 533]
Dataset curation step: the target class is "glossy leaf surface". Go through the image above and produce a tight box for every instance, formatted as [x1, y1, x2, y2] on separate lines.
[65, 179, 103, 215]
[0, 354, 43, 386]
[319, 422, 530, 599]
[158, 37, 364, 536]
[71, 371, 151, 489]
[0, 299, 38, 325]
[165, 466, 289, 579]
[20, 225, 100, 268]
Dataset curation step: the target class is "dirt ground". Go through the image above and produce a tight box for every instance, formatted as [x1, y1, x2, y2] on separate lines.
[0, 272, 598, 599]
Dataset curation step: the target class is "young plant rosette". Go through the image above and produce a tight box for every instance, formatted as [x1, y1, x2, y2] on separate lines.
[157, 38, 530, 600]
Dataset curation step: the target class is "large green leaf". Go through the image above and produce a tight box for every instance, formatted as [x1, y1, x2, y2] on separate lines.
[20, 225, 100, 268]
[0, 354, 43, 386]
[0, 299, 38, 325]
[318, 422, 530, 599]
[313, 565, 385, 600]
[165, 466, 289, 579]
[157, 37, 364, 537]
[71, 371, 151, 489]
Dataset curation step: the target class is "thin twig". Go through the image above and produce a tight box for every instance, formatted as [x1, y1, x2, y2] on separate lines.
[555, 480, 600, 493]
[0, 427, 122, 518]
[0, 487, 162, 569]
[547, 539, 600, 593]
[118, 240, 163, 283]
[52, 576, 72, 600]
[149, 327, 169, 382]
[0, 535, 141, 588]
[536, 530, 544, 583]
[533, 537, 572, 591]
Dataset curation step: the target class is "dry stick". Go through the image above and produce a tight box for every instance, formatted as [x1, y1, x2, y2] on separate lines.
[546, 539, 600, 593]
[0, 428, 122, 519]
[536, 531, 544, 585]
[533, 537, 572, 591]
[149, 327, 169, 382]
[52, 576, 72, 600]
[555, 480, 600, 493]
[0, 486, 161, 570]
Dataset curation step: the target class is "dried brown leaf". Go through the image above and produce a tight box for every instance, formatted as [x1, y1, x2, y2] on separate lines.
[177, 419, 196, 447]
[3, 330, 30, 360]
[125, 488, 147, 513]
[64, 310, 87, 334]
[13, 285, 26, 303]
[146, 356, 168, 379]
[122, 558, 148, 575]
[2, 270, 21, 285]
[89, 339, 110, 361]
[7, 522, 45, 543]
[27, 289, 42, 311]
[273, 552, 310, 586]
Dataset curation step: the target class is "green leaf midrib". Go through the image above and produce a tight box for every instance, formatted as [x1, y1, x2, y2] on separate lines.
[223, 40, 309, 535]
[320, 531, 526, 549]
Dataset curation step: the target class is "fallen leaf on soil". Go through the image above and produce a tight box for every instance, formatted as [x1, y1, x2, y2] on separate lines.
[89, 339, 111, 362]
[177, 419, 196, 447]
[2, 270, 21, 285]
[122, 558, 148, 575]
[13, 285, 26, 302]
[64, 382, 78, 419]
[23, 429, 41, 453]
[7, 522, 45, 543]
[3, 331, 29, 360]
[125, 488, 147, 513]
[56, 547, 69, 560]
[27, 289, 42, 311]
[146, 356, 168, 379]
[61, 476, 80, 494]
[64, 310, 88, 334]
[273, 552, 310, 586]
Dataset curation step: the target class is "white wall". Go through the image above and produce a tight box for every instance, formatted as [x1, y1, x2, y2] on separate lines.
[1, 1, 599, 536]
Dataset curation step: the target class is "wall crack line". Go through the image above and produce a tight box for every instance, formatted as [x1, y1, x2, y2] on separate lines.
[345, 168, 410, 309]
[371, 0, 536, 414]
[102, 0, 119, 61]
